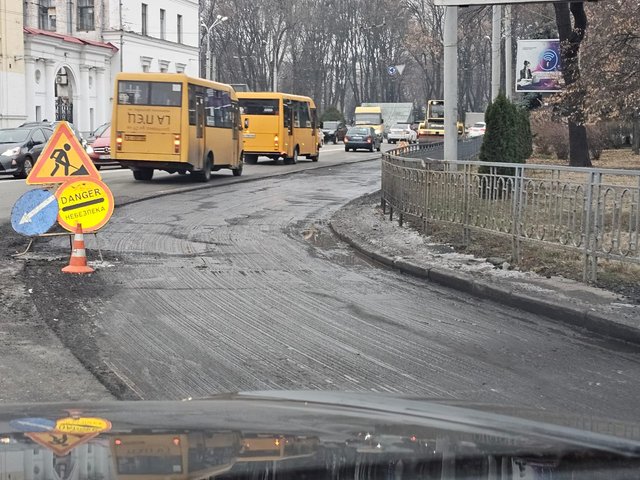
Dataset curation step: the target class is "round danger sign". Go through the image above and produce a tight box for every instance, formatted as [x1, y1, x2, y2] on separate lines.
[55, 179, 114, 232]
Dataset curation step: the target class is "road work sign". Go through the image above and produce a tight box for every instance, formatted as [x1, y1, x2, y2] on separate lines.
[55, 179, 114, 232]
[26, 121, 101, 185]
[11, 189, 59, 236]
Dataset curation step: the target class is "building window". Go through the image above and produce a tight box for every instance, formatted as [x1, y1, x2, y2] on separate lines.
[141, 3, 147, 35]
[38, 0, 56, 31]
[160, 9, 166, 39]
[177, 15, 183, 44]
[140, 56, 152, 72]
[77, 0, 95, 31]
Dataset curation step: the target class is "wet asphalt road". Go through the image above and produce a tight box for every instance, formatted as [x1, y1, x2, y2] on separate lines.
[0, 143, 375, 223]
[25, 159, 640, 421]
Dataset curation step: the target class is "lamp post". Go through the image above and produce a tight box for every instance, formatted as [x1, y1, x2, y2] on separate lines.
[201, 14, 228, 81]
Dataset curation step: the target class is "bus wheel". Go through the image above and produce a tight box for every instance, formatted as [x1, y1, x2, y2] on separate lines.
[133, 168, 154, 181]
[285, 147, 298, 165]
[193, 156, 212, 182]
[310, 152, 319, 162]
[244, 154, 258, 164]
[232, 162, 243, 177]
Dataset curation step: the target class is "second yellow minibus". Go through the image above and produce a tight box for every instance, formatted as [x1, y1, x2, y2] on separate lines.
[237, 92, 319, 165]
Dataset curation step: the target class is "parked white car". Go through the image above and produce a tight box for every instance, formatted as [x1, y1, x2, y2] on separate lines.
[387, 123, 418, 144]
[467, 121, 486, 138]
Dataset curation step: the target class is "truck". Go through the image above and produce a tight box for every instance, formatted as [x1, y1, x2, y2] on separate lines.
[354, 105, 384, 141]
[464, 112, 485, 130]
[361, 103, 414, 141]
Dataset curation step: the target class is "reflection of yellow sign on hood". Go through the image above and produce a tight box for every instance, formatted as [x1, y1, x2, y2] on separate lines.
[55, 417, 112, 434]
[25, 417, 112, 456]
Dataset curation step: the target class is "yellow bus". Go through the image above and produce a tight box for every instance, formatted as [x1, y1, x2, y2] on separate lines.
[237, 92, 319, 165]
[354, 105, 384, 141]
[111, 73, 243, 182]
[238, 435, 319, 462]
[111, 431, 241, 480]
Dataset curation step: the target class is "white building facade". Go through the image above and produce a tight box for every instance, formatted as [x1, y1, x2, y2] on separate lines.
[0, 0, 27, 127]
[13, 0, 200, 133]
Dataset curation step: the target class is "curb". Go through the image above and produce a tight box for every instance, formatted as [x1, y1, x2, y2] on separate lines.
[329, 200, 640, 347]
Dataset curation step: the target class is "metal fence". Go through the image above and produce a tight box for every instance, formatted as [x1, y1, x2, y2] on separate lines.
[381, 146, 640, 282]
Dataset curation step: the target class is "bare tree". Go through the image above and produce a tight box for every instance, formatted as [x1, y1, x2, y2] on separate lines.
[554, 2, 590, 167]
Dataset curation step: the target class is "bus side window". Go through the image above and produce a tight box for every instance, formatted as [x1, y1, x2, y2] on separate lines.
[293, 101, 301, 128]
[311, 108, 317, 130]
[188, 85, 196, 125]
[283, 102, 292, 131]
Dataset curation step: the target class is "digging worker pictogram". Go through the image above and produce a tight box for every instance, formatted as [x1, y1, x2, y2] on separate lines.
[50, 143, 74, 176]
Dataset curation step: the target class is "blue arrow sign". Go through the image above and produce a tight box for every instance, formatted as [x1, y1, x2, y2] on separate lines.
[11, 189, 59, 237]
[387, 66, 397, 76]
[9, 417, 56, 432]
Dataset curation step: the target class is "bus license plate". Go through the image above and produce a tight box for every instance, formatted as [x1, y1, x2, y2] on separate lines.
[125, 134, 146, 141]
[243, 133, 256, 138]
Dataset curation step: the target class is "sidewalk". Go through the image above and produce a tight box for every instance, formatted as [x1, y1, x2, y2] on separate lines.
[330, 192, 640, 345]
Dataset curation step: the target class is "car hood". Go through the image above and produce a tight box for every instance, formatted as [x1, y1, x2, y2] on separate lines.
[91, 136, 111, 147]
[0, 142, 23, 152]
[0, 391, 639, 478]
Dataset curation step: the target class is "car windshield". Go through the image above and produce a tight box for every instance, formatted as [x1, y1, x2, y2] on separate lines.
[347, 128, 369, 135]
[93, 123, 110, 138]
[473, 122, 485, 128]
[0, 128, 29, 143]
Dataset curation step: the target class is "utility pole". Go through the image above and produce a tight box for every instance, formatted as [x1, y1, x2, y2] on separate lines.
[443, 6, 458, 162]
[504, 5, 512, 100]
[201, 14, 228, 81]
[491, 5, 502, 100]
[119, 0, 123, 72]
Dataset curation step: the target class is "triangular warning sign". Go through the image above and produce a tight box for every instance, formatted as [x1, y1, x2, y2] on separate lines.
[26, 431, 100, 456]
[26, 121, 101, 185]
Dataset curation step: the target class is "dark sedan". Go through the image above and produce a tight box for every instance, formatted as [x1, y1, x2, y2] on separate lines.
[0, 125, 53, 178]
[321, 120, 347, 144]
[344, 126, 381, 152]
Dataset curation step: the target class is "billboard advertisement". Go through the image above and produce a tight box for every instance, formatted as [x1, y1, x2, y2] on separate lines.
[516, 39, 563, 92]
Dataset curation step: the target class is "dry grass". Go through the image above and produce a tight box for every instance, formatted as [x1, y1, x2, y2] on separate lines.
[530, 148, 640, 170]
[525, 149, 640, 190]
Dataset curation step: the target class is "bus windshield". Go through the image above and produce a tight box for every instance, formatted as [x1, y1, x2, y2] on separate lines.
[118, 81, 182, 106]
[239, 99, 280, 115]
[355, 113, 382, 124]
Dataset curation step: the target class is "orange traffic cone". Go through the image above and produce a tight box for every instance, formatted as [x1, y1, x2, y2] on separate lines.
[62, 224, 94, 274]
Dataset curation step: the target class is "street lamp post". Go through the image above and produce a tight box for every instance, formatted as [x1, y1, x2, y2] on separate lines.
[201, 14, 228, 81]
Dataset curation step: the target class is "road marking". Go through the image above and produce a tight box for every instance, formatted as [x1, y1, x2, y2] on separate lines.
[19, 195, 57, 224]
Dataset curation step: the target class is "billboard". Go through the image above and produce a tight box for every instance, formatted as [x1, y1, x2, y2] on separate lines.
[516, 39, 563, 93]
